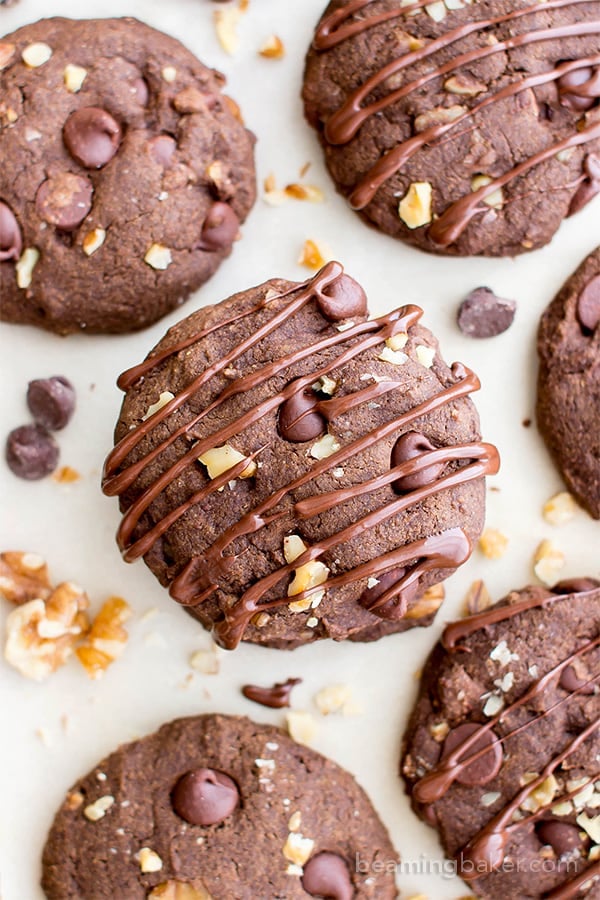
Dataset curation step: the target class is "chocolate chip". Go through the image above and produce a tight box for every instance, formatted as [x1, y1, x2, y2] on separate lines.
[35, 174, 93, 231]
[576, 275, 600, 333]
[442, 723, 503, 786]
[148, 135, 176, 167]
[63, 107, 122, 169]
[278, 390, 326, 442]
[27, 377, 76, 430]
[559, 664, 596, 695]
[359, 568, 418, 619]
[301, 852, 354, 900]
[536, 821, 584, 857]
[5, 424, 59, 480]
[457, 287, 516, 338]
[316, 274, 368, 322]
[171, 768, 239, 825]
[391, 431, 444, 493]
[197, 202, 239, 251]
[0, 201, 22, 261]
[131, 77, 149, 106]
[568, 154, 600, 217]
[558, 66, 600, 111]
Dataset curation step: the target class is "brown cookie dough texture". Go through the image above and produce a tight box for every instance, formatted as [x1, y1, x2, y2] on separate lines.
[303, 0, 600, 257]
[102, 261, 498, 649]
[537, 247, 600, 519]
[401, 579, 600, 900]
[42, 714, 398, 899]
[0, 18, 256, 334]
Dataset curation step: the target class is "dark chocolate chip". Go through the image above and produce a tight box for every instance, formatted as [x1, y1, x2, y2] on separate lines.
[536, 821, 584, 856]
[558, 66, 600, 111]
[576, 275, 600, 333]
[5, 424, 59, 480]
[242, 677, 302, 709]
[316, 274, 368, 322]
[148, 135, 176, 167]
[359, 567, 417, 619]
[278, 390, 326, 442]
[442, 723, 503, 786]
[27, 377, 76, 430]
[301, 852, 354, 900]
[35, 175, 93, 231]
[457, 287, 516, 338]
[131, 77, 149, 106]
[568, 154, 600, 217]
[0, 201, 22, 261]
[63, 107, 122, 169]
[171, 768, 239, 825]
[559, 664, 596, 695]
[197, 202, 239, 251]
[391, 431, 445, 494]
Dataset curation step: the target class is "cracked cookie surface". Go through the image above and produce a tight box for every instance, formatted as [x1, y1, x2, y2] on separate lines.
[0, 17, 256, 334]
[303, 0, 600, 256]
[42, 713, 398, 899]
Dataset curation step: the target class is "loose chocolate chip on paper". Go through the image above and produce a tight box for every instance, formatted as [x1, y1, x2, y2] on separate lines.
[242, 677, 302, 709]
[27, 377, 76, 431]
[5, 424, 59, 480]
[457, 287, 516, 338]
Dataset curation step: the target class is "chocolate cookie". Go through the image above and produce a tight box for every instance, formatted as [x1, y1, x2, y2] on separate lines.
[42, 713, 398, 898]
[0, 17, 256, 334]
[401, 579, 600, 900]
[102, 261, 498, 649]
[303, 0, 600, 256]
[537, 247, 600, 519]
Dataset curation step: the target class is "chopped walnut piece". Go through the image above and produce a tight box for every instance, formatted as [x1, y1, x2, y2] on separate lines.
[83, 794, 114, 821]
[0, 551, 51, 605]
[283, 832, 315, 866]
[53, 465, 81, 484]
[315, 683, 353, 715]
[464, 579, 492, 615]
[542, 491, 578, 526]
[479, 528, 509, 559]
[198, 444, 256, 480]
[298, 239, 329, 270]
[4, 582, 89, 681]
[533, 540, 565, 585]
[399, 182, 432, 228]
[75, 596, 131, 679]
[286, 710, 317, 745]
[259, 35, 285, 59]
[138, 847, 163, 873]
[284, 184, 324, 203]
[214, 2, 246, 55]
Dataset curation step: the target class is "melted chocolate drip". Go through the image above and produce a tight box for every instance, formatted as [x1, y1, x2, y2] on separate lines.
[312, 0, 600, 243]
[103, 262, 498, 649]
[242, 678, 302, 709]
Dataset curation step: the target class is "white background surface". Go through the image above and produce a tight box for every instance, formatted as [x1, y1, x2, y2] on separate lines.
[0, 1, 599, 898]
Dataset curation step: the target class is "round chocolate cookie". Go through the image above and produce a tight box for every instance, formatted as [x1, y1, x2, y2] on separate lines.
[401, 579, 600, 900]
[537, 247, 600, 519]
[0, 17, 256, 334]
[42, 713, 398, 899]
[102, 261, 498, 649]
[303, 0, 600, 256]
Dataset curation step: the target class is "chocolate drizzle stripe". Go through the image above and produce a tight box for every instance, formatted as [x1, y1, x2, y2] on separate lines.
[103, 262, 346, 484]
[441, 590, 599, 650]
[414, 636, 600, 803]
[112, 310, 422, 551]
[310, 0, 600, 245]
[323, 5, 599, 144]
[349, 55, 600, 209]
[429, 118, 600, 246]
[545, 860, 600, 899]
[212, 528, 472, 649]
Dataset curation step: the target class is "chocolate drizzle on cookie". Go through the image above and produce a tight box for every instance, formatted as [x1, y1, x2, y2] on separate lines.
[312, 0, 600, 245]
[103, 261, 498, 649]
[412, 581, 600, 895]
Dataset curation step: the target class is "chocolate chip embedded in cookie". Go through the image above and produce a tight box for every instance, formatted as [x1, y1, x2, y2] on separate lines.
[537, 247, 600, 518]
[102, 261, 498, 650]
[41, 714, 398, 898]
[401, 580, 600, 900]
[0, 17, 256, 334]
[303, 0, 600, 256]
